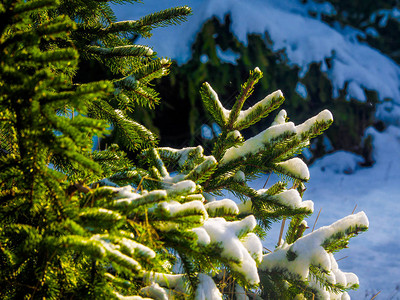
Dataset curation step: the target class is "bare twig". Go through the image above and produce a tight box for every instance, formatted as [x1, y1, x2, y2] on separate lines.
[351, 204, 357, 214]
[263, 173, 272, 189]
[278, 218, 286, 246]
[263, 246, 272, 253]
[336, 256, 348, 262]
[370, 291, 381, 300]
[312, 208, 322, 232]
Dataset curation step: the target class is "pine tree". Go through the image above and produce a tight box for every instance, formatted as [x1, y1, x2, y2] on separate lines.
[0, 1, 368, 299]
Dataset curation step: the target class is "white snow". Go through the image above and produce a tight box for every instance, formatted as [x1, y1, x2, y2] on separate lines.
[140, 283, 168, 300]
[204, 198, 239, 216]
[276, 157, 310, 181]
[195, 274, 223, 300]
[119, 238, 156, 259]
[204, 82, 230, 121]
[232, 170, 245, 182]
[236, 90, 283, 127]
[296, 109, 333, 136]
[258, 189, 314, 212]
[165, 180, 197, 197]
[194, 216, 261, 285]
[221, 122, 296, 164]
[271, 109, 287, 126]
[143, 272, 188, 295]
[260, 211, 367, 284]
[160, 200, 207, 219]
[241, 232, 263, 264]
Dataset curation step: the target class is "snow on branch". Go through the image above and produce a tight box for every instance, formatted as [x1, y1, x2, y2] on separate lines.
[259, 212, 369, 296]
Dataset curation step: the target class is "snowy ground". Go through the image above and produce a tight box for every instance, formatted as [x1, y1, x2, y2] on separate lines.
[225, 125, 400, 299]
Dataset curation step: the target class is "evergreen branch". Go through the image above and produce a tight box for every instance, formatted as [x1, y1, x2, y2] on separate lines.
[129, 58, 171, 84]
[200, 82, 228, 127]
[89, 99, 157, 151]
[234, 90, 285, 131]
[101, 6, 192, 37]
[86, 44, 154, 57]
[227, 67, 263, 130]
[13, 0, 59, 16]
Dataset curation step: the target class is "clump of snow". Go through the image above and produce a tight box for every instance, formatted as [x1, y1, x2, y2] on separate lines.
[227, 130, 242, 140]
[271, 109, 287, 126]
[158, 146, 204, 168]
[195, 274, 223, 300]
[192, 227, 211, 245]
[201, 124, 213, 140]
[295, 82, 308, 99]
[112, 189, 167, 208]
[276, 157, 310, 181]
[221, 122, 296, 164]
[296, 109, 333, 136]
[92, 234, 141, 271]
[119, 238, 156, 259]
[113, 291, 152, 300]
[241, 232, 263, 263]
[193, 216, 261, 285]
[165, 180, 197, 197]
[140, 283, 168, 300]
[204, 82, 231, 121]
[236, 90, 284, 127]
[233, 170, 245, 182]
[311, 151, 364, 174]
[160, 200, 207, 219]
[308, 253, 357, 299]
[260, 211, 368, 279]
[258, 189, 314, 212]
[204, 198, 239, 216]
[143, 272, 188, 295]
[216, 45, 240, 64]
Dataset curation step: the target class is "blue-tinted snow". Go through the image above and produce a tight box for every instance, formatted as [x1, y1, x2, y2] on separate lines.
[215, 45, 240, 64]
[295, 82, 308, 99]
